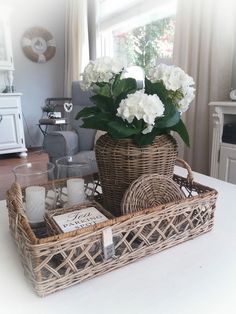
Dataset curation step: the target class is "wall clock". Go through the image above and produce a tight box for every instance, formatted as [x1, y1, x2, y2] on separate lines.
[22, 27, 56, 63]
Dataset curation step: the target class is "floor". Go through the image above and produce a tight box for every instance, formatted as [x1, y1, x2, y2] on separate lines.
[0, 149, 49, 200]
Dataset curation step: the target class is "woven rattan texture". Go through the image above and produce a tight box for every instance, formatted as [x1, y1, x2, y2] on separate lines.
[121, 174, 185, 215]
[95, 134, 178, 216]
[121, 174, 186, 243]
[7, 175, 217, 297]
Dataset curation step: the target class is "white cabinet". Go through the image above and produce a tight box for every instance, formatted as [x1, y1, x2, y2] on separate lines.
[219, 143, 236, 183]
[209, 101, 236, 184]
[0, 94, 27, 156]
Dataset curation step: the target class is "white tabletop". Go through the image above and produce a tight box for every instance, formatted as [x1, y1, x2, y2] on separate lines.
[1, 167, 236, 314]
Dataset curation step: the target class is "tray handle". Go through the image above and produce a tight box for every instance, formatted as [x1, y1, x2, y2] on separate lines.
[175, 158, 194, 184]
[6, 182, 38, 244]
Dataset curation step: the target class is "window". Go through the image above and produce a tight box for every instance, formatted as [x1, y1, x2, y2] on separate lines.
[97, 0, 177, 68]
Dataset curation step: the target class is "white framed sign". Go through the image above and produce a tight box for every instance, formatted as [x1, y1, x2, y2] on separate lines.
[52, 206, 109, 233]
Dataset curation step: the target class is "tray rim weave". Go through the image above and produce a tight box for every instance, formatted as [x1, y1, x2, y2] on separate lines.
[6, 172, 218, 297]
[7, 174, 218, 246]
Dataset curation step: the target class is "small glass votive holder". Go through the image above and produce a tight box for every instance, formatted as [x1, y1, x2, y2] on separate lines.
[56, 155, 95, 207]
[12, 162, 56, 225]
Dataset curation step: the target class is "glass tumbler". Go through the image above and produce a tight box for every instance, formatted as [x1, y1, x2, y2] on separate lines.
[56, 155, 95, 206]
[12, 162, 56, 224]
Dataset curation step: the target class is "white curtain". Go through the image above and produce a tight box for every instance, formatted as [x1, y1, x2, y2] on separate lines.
[64, 0, 90, 96]
[173, 0, 235, 174]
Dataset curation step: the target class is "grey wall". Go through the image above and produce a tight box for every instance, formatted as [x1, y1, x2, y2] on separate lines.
[0, 0, 65, 147]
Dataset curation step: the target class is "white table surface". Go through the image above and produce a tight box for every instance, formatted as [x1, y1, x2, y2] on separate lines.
[1, 167, 236, 314]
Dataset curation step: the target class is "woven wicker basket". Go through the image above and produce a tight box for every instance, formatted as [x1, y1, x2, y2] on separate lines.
[121, 173, 185, 214]
[6, 164, 218, 297]
[95, 133, 178, 216]
[121, 172, 185, 243]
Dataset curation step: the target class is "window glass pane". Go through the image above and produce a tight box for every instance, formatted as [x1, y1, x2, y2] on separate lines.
[113, 16, 175, 68]
[97, 0, 177, 67]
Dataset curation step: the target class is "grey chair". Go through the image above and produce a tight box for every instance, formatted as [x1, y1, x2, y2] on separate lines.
[43, 81, 97, 164]
[70, 81, 96, 152]
[43, 66, 144, 164]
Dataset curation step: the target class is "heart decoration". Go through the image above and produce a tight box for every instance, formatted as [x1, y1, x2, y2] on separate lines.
[64, 102, 73, 113]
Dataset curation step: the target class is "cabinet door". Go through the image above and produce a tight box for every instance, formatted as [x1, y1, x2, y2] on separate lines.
[219, 145, 236, 184]
[0, 108, 23, 150]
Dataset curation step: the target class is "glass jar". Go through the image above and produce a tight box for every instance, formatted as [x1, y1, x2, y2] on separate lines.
[56, 155, 95, 206]
[12, 162, 56, 224]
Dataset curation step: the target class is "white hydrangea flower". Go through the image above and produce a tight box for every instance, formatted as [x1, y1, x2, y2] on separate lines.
[177, 86, 195, 112]
[142, 124, 154, 134]
[80, 57, 124, 91]
[147, 64, 195, 112]
[117, 91, 165, 134]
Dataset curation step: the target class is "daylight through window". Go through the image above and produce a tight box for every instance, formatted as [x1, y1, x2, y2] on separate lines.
[97, 0, 177, 68]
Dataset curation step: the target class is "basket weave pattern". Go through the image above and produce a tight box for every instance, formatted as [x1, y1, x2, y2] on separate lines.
[7, 175, 217, 297]
[122, 174, 185, 214]
[95, 134, 178, 216]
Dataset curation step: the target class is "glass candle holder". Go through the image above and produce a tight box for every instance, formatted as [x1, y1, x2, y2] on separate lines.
[12, 162, 56, 224]
[56, 155, 95, 207]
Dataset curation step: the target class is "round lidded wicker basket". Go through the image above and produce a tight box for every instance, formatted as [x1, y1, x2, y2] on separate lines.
[95, 133, 178, 216]
[121, 173, 185, 243]
[121, 174, 185, 215]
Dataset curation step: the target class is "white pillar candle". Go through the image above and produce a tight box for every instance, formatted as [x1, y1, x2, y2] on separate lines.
[25, 186, 46, 223]
[67, 178, 86, 205]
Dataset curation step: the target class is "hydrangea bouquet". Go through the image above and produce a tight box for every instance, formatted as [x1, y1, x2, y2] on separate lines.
[76, 57, 195, 146]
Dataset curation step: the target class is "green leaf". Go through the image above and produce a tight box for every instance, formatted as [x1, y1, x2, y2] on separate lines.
[114, 91, 130, 108]
[81, 112, 112, 131]
[113, 78, 137, 99]
[133, 128, 160, 146]
[96, 82, 107, 88]
[132, 117, 143, 130]
[171, 119, 190, 147]
[90, 95, 113, 112]
[144, 77, 154, 95]
[75, 106, 101, 120]
[112, 72, 122, 91]
[107, 119, 141, 138]
[97, 83, 111, 97]
[111, 78, 137, 113]
[156, 103, 180, 129]
[145, 78, 168, 103]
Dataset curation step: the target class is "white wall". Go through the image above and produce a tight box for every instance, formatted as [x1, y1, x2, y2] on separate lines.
[0, 0, 65, 147]
[232, 40, 236, 89]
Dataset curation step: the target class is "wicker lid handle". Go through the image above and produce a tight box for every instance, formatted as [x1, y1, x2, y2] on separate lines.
[176, 158, 194, 184]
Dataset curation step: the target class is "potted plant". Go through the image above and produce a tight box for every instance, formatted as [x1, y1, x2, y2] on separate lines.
[41, 103, 56, 118]
[76, 57, 195, 215]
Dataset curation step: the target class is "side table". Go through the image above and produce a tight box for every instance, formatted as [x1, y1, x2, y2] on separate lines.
[38, 119, 68, 137]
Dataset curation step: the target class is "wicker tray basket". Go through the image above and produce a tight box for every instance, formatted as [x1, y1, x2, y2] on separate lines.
[6, 163, 218, 297]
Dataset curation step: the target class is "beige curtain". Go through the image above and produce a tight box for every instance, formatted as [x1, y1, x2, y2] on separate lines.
[64, 0, 90, 96]
[173, 0, 235, 175]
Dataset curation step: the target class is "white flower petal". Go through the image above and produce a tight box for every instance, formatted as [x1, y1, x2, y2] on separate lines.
[142, 125, 154, 134]
[146, 64, 195, 112]
[116, 91, 165, 127]
[79, 56, 124, 90]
